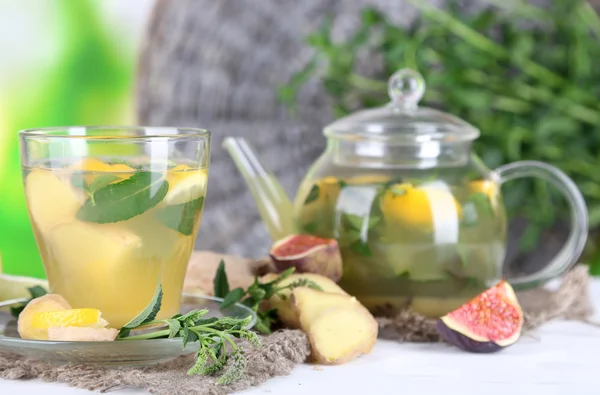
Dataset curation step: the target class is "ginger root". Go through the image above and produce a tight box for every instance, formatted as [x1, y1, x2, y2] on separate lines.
[292, 287, 378, 365]
[48, 326, 118, 342]
[17, 294, 71, 340]
[261, 272, 347, 328]
[17, 293, 116, 342]
[292, 287, 360, 331]
[307, 306, 378, 365]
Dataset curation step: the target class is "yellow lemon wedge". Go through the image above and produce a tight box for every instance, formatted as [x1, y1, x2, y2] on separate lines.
[468, 180, 497, 206]
[32, 308, 107, 330]
[380, 183, 462, 232]
[164, 164, 208, 205]
[68, 157, 135, 185]
[69, 157, 113, 172]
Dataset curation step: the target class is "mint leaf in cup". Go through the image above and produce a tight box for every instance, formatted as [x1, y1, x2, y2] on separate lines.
[76, 171, 168, 223]
[154, 196, 205, 236]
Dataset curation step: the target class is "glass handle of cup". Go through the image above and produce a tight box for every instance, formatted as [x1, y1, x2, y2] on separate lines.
[495, 160, 589, 289]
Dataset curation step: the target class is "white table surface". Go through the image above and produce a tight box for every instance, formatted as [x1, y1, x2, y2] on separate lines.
[3, 280, 600, 395]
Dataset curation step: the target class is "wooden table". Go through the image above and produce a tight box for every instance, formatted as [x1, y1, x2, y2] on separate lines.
[2, 281, 600, 395]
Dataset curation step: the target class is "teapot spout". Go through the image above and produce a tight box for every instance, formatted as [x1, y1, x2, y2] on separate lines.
[222, 137, 296, 241]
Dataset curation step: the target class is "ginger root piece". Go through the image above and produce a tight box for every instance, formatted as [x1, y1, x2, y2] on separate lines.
[17, 294, 72, 340]
[261, 273, 348, 329]
[292, 287, 362, 331]
[25, 170, 83, 234]
[308, 306, 378, 365]
[47, 326, 118, 342]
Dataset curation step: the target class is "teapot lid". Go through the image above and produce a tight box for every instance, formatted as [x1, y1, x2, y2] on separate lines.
[323, 69, 480, 144]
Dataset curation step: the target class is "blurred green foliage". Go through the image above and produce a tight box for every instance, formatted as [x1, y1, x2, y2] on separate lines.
[0, 0, 136, 278]
[279, 0, 600, 271]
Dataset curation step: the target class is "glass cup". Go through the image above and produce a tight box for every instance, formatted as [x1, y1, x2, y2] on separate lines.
[18, 126, 210, 328]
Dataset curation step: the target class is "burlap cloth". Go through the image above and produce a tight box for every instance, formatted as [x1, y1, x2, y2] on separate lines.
[0, 251, 596, 394]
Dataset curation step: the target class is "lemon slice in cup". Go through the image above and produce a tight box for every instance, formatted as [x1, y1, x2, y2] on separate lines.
[163, 165, 207, 206]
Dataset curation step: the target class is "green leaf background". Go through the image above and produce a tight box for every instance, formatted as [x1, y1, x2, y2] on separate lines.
[0, 0, 141, 278]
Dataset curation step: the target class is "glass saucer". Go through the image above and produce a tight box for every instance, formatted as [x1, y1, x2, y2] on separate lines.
[0, 294, 256, 367]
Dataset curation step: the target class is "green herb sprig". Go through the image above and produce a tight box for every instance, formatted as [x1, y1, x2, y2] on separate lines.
[117, 282, 261, 385]
[213, 260, 323, 334]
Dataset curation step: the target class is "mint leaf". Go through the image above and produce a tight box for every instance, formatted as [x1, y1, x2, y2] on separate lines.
[302, 222, 319, 233]
[220, 287, 245, 310]
[390, 185, 407, 197]
[155, 197, 204, 236]
[70, 174, 87, 191]
[70, 173, 119, 193]
[28, 285, 48, 299]
[88, 174, 120, 193]
[341, 213, 380, 233]
[107, 157, 138, 168]
[303, 184, 320, 205]
[120, 281, 163, 331]
[350, 239, 373, 257]
[213, 260, 230, 298]
[166, 319, 182, 338]
[76, 171, 168, 223]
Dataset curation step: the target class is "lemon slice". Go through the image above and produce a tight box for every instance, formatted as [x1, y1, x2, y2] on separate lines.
[68, 157, 135, 185]
[164, 165, 207, 206]
[32, 308, 108, 330]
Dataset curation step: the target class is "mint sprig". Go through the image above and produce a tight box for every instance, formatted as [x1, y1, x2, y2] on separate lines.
[71, 173, 120, 205]
[76, 171, 168, 223]
[117, 281, 260, 385]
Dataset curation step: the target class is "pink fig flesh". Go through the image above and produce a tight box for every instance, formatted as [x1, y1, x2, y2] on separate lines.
[269, 234, 343, 282]
[436, 280, 523, 353]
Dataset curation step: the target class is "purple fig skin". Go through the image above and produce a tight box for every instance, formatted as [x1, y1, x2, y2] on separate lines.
[270, 237, 343, 282]
[435, 320, 505, 353]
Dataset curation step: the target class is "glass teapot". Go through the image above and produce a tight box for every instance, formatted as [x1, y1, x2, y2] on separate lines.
[223, 69, 588, 317]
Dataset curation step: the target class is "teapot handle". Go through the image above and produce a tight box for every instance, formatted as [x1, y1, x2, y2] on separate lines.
[494, 160, 588, 289]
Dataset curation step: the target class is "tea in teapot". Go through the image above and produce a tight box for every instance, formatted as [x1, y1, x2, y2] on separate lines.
[224, 69, 588, 317]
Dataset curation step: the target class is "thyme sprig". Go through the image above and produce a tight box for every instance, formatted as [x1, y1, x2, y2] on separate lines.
[116, 282, 261, 385]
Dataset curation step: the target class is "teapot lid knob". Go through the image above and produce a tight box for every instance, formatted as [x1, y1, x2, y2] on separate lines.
[388, 68, 425, 109]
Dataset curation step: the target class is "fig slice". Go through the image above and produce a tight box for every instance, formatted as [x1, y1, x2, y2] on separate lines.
[269, 234, 343, 282]
[436, 280, 524, 353]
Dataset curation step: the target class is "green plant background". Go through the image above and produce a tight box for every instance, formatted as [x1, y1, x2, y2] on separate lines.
[0, 0, 142, 278]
